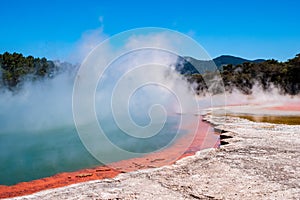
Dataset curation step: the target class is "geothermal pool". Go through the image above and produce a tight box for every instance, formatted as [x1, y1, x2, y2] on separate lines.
[0, 115, 190, 186]
[0, 126, 97, 185]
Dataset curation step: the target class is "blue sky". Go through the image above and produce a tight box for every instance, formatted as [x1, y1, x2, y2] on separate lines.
[0, 0, 299, 61]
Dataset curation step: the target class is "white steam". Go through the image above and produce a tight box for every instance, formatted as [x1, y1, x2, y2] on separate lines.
[223, 83, 300, 106]
[68, 25, 108, 64]
[0, 71, 74, 133]
[0, 29, 199, 136]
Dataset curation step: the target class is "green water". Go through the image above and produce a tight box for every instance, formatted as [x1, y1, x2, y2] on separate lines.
[0, 116, 186, 186]
[0, 127, 100, 185]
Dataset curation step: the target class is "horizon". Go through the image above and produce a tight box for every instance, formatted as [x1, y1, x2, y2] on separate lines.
[1, 0, 300, 62]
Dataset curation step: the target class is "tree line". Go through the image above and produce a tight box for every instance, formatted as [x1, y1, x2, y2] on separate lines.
[186, 54, 300, 95]
[0, 52, 58, 90]
[1, 52, 299, 95]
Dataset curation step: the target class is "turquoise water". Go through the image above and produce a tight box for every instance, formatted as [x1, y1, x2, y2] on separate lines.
[0, 116, 184, 186]
[0, 126, 98, 185]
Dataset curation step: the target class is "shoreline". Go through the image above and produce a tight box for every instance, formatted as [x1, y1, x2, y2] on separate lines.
[0, 116, 218, 199]
[8, 106, 300, 199]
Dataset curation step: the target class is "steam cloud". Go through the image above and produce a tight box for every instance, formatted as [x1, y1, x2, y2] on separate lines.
[0, 28, 207, 184]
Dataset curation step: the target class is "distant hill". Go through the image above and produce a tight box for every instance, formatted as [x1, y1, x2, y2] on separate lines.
[213, 55, 265, 68]
[175, 55, 266, 75]
[185, 53, 300, 95]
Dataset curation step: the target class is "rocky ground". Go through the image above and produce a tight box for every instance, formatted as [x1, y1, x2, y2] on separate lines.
[10, 113, 300, 200]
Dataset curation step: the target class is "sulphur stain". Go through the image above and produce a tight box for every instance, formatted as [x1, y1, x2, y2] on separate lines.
[228, 114, 300, 125]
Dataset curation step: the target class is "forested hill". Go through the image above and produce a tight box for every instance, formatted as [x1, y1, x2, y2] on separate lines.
[213, 55, 265, 67]
[176, 55, 266, 74]
[0, 52, 299, 95]
[0, 52, 57, 89]
[0, 52, 75, 90]
[186, 54, 300, 95]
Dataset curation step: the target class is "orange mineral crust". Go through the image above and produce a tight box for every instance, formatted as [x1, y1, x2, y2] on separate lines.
[267, 103, 300, 111]
[0, 118, 218, 199]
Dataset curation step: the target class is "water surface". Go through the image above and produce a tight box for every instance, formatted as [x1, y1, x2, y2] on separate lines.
[0, 116, 185, 186]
